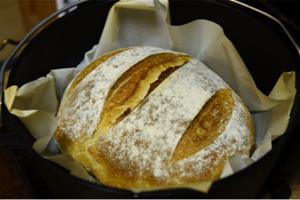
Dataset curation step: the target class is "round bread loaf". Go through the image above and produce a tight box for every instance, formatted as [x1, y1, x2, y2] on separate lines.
[55, 46, 254, 191]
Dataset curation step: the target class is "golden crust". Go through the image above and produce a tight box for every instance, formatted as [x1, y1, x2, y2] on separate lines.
[88, 144, 227, 190]
[236, 94, 255, 155]
[55, 47, 255, 191]
[98, 53, 191, 134]
[55, 48, 127, 150]
[66, 48, 128, 95]
[172, 88, 234, 161]
[87, 89, 255, 191]
[55, 49, 193, 188]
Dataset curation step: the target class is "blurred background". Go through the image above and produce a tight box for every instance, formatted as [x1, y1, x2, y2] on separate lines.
[0, 0, 77, 61]
[1, 0, 299, 62]
[0, 1, 76, 197]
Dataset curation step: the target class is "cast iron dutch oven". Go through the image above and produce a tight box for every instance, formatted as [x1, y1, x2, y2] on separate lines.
[0, 0, 299, 198]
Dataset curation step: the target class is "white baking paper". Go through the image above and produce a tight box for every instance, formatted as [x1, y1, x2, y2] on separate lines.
[4, 0, 297, 193]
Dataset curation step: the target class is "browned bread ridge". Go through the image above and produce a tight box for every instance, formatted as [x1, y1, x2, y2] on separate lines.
[55, 46, 254, 191]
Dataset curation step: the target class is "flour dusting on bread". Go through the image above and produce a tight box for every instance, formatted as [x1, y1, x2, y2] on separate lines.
[55, 46, 254, 190]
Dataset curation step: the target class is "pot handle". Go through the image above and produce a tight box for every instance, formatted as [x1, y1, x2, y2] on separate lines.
[0, 39, 19, 52]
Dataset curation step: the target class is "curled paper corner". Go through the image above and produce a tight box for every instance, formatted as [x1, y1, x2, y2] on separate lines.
[4, 80, 58, 140]
[4, 85, 18, 111]
[5, 75, 58, 113]
[229, 154, 255, 172]
[12, 109, 57, 140]
[183, 181, 213, 193]
[251, 139, 272, 161]
[269, 71, 296, 141]
[264, 71, 296, 141]
[220, 160, 234, 179]
[4, 72, 59, 140]
[269, 71, 296, 100]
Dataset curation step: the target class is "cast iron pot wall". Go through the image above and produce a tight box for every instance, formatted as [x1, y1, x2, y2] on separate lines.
[1, 0, 299, 198]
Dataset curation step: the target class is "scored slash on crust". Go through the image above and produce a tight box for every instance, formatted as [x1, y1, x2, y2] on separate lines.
[54, 47, 254, 191]
[97, 53, 191, 135]
[171, 88, 234, 161]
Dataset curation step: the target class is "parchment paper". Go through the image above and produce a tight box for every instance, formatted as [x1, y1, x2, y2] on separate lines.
[4, 0, 297, 193]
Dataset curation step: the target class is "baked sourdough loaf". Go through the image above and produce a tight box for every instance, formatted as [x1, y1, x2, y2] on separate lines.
[55, 46, 254, 191]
